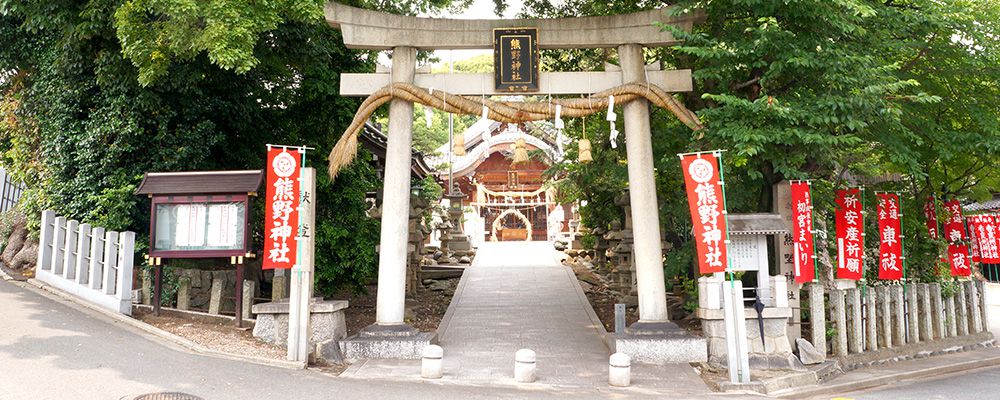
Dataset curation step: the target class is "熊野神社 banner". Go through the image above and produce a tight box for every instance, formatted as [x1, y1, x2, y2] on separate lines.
[836, 188, 864, 280]
[877, 193, 903, 280]
[263, 146, 302, 270]
[680, 152, 728, 274]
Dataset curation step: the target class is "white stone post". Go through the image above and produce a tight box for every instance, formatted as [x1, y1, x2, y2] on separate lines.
[62, 220, 79, 280]
[287, 168, 317, 362]
[877, 286, 892, 348]
[930, 283, 946, 339]
[891, 285, 906, 345]
[906, 284, 920, 343]
[946, 294, 958, 337]
[967, 280, 983, 333]
[608, 353, 631, 387]
[809, 284, 826, 354]
[51, 216, 66, 275]
[919, 284, 933, 340]
[978, 280, 990, 332]
[74, 223, 92, 285]
[829, 289, 848, 357]
[87, 227, 105, 290]
[957, 283, 969, 336]
[102, 231, 119, 295]
[773, 276, 789, 308]
[421, 345, 444, 379]
[846, 288, 863, 353]
[618, 43, 668, 323]
[514, 349, 537, 383]
[36, 211, 56, 273]
[374, 46, 417, 326]
[865, 288, 878, 351]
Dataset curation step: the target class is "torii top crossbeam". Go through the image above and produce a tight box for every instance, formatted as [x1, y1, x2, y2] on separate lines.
[324, 2, 700, 50]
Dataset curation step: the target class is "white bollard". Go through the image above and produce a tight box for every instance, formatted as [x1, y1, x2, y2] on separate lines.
[421, 345, 443, 379]
[609, 352, 631, 387]
[514, 349, 536, 383]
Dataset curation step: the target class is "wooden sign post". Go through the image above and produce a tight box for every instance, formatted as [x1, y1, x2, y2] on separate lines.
[287, 167, 316, 362]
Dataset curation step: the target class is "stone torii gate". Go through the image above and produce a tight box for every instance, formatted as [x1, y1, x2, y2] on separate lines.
[326, 2, 706, 362]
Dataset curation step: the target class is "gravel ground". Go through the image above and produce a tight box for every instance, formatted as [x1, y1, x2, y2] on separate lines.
[135, 309, 286, 360]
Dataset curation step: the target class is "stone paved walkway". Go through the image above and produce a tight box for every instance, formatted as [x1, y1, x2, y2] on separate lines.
[344, 242, 710, 394]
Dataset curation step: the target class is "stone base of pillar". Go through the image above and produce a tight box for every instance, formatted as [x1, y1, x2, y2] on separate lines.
[339, 323, 436, 362]
[699, 307, 799, 370]
[614, 321, 707, 364]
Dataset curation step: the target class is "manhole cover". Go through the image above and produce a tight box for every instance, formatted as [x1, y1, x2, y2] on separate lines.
[131, 393, 204, 400]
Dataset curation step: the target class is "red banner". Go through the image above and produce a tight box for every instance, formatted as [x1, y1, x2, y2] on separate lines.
[263, 147, 301, 270]
[680, 153, 728, 274]
[968, 215, 982, 263]
[835, 188, 864, 280]
[948, 243, 972, 277]
[970, 214, 1000, 264]
[943, 200, 966, 242]
[924, 196, 938, 239]
[791, 182, 815, 283]
[877, 193, 903, 280]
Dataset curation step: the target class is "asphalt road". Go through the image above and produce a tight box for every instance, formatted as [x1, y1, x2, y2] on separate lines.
[834, 365, 1000, 400]
[0, 279, 738, 400]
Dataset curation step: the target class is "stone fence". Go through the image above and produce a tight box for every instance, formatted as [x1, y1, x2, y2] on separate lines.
[35, 210, 135, 315]
[805, 280, 992, 367]
[699, 277, 993, 370]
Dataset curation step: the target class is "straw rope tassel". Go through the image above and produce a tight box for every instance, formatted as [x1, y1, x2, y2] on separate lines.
[328, 82, 705, 178]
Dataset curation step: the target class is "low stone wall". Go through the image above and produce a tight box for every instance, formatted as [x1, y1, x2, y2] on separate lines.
[700, 307, 797, 369]
[804, 280, 992, 367]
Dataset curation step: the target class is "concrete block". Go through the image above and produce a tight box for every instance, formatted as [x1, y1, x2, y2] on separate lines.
[846, 288, 863, 353]
[865, 289, 878, 351]
[906, 284, 920, 343]
[829, 289, 848, 357]
[615, 322, 708, 363]
[808, 284, 826, 354]
[209, 278, 223, 315]
[877, 286, 892, 348]
[957, 283, 969, 336]
[176, 276, 191, 311]
[252, 300, 348, 346]
[339, 325, 434, 361]
[316, 339, 345, 365]
[930, 284, 946, 339]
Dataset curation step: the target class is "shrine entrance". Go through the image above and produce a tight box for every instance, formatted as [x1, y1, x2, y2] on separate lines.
[324, 2, 709, 366]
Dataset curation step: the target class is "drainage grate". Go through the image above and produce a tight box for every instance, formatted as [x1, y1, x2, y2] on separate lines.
[131, 393, 204, 400]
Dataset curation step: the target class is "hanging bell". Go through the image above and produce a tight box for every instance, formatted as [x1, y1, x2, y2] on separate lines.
[453, 132, 466, 156]
[578, 138, 593, 164]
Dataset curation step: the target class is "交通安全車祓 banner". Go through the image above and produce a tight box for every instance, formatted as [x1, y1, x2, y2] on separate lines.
[877, 193, 903, 280]
[836, 188, 864, 280]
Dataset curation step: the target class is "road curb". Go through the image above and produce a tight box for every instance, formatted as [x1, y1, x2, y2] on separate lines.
[13, 277, 306, 371]
[773, 351, 1000, 398]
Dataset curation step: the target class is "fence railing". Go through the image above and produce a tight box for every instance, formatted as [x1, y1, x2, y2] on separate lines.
[0, 166, 25, 213]
[35, 210, 135, 315]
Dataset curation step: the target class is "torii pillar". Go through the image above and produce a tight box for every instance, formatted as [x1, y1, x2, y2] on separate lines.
[327, 2, 705, 362]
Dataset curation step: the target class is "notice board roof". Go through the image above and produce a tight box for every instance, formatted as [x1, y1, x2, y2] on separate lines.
[136, 170, 264, 196]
